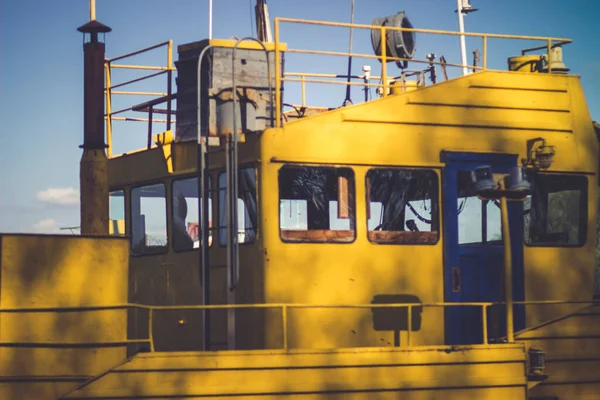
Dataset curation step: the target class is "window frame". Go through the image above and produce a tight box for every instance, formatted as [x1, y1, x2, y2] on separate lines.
[109, 188, 127, 237]
[129, 181, 169, 257]
[217, 165, 259, 247]
[524, 173, 588, 248]
[278, 164, 357, 244]
[171, 174, 214, 253]
[365, 167, 440, 246]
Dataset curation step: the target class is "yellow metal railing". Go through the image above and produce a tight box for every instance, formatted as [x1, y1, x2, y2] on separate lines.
[104, 41, 176, 158]
[1, 300, 597, 352]
[273, 17, 572, 127]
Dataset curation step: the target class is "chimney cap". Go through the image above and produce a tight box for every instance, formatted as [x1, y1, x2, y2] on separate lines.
[77, 20, 112, 34]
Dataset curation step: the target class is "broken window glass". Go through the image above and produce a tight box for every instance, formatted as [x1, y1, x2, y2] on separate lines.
[279, 165, 355, 243]
[367, 169, 438, 244]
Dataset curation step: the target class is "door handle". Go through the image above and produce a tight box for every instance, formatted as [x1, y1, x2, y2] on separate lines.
[451, 267, 461, 293]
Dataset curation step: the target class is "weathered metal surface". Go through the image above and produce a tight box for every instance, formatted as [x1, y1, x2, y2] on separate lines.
[517, 305, 600, 399]
[80, 149, 109, 235]
[175, 40, 282, 141]
[64, 344, 528, 399]
[0, 234, 129, 400]
[81, 40, 106, 150]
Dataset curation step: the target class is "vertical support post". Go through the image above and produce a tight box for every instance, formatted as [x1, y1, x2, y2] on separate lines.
[208, 0, 213, 39]
[380, 26, 387, 97]
[482, 36, 487, 70]
[301, 75, 306, 108]
[482, 304, 488, 344]
[90, 0, 96, 20]
[197, 45, 213, 351]
[407, 305, 412, 347]
[166, 40, 173, 131]
[457, 0, 468, 76]
[547, 39, 552, 74]
[500, 188, 514, 342]
[282, 305, 288, 351]
[105, 62, 113, 158]
[147, 106, 153, 149]
[149, 308, 155, 352]
[274, 20, 281, 128]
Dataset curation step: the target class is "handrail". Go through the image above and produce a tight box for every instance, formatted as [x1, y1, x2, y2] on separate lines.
[273, 17, 573, 127]
[104, 40, 175, 158]
[2, 300, 597, 352]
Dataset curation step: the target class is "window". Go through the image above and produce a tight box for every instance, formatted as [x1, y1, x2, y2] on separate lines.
[457, 171, 502, 245]
[218, 168, 257, 245]
[525, 174, 587, 246]
[131, 184, 168, 255]
[367, 169, 438, 244]
[279, 165, 355, 243]
[109, 190, 125, 236]
[172, 177, 213, 251]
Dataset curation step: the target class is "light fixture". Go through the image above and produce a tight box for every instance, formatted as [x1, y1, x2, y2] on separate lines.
[471, 165, 496, 193]
[528, 347, 548, 380]
[371, 11, 416, 69]
[505, 166, 532, 192]
[523, 138, 556, 169]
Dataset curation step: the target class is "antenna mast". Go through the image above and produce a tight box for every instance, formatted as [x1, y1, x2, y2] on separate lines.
[456, 0, 478, 76]
[209, 0, 213, 39]
[90, 0, 96, 20]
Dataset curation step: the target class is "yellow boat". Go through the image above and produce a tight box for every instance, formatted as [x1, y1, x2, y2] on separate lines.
[1, 1, 599, 399]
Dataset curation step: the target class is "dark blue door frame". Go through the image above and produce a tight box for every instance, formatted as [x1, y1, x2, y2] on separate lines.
[441, 152, 525, 345]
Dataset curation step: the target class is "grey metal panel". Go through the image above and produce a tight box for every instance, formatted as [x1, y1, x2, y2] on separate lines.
[175, 43, 283, 142]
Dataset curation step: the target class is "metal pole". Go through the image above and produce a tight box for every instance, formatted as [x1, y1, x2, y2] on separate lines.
[380, 26, 387, 97]
[274, 20, 281, 127]
[456, 0, 468, 76]
[105, 62, 113, 158]
[499, 186, 514, 342]
[208, 0, 213, 40]
[197, 44, 213, 352]
[343, 0, 355, 105]
[90, 0, 96, 20]
[167, 40, 173, 131]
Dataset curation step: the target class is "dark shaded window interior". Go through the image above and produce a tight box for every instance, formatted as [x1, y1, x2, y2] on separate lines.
[367, 169, 439, 244]
[218, 168, 257, 245]
[172, 177, 213, 252]
[131, 184, 168, 255]
[279, 165, 355, 243]
[524, 174, 587, 246]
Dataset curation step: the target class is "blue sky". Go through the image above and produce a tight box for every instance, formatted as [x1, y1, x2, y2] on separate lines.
[1, 0, 598, 234]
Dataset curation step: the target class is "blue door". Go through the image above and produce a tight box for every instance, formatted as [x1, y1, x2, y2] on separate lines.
[442, 152, 525, 345]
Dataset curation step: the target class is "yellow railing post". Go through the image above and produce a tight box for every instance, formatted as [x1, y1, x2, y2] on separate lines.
[482, 304, 488, 344]
[282, 305, 288, 350]
[407, 305, 412, 347]
[274, 19, 281, 128]
[499, 187, 514, 343]
[105, 61, 113, 158]
[149, 307, 155, 352]
[301, 75, 306, 108]
[380, 26, 387, 97]
[547, 39, 552, 73]
[167, 40, 173, 69]
[482, 36, 487, 70]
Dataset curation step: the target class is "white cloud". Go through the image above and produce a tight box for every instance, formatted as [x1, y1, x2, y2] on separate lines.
[36, 187, 79, 206]
[31, 219, 64, 234]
